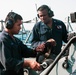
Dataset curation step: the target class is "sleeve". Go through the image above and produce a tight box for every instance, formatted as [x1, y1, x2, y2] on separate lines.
[18, 40, 37, 57]
[0, 42, 6, 69]
[0, 41, 24, 73]
[62, 22, 68, 43]
[31, 23, 46, 49]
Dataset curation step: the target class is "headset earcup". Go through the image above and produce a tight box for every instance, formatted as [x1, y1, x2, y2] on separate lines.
[37, 14, 39, 18]
[6, 19, 14, 29]
[48, 10, 54, 17]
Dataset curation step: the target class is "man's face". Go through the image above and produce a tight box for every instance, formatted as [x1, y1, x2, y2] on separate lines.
[38, 9, 50, 24]
[11, 19, 22, 34]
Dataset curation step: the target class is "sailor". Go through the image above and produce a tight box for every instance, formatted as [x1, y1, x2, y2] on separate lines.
[0, 11, 41, 75]
[31, 5, 68, 63]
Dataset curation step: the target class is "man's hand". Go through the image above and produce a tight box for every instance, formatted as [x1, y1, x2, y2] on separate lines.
[46, 39, 56, 46]
[24, 60, 41, 71]
[67, 32, 76, 41]
[35, 39, 56, 52]
[36, 43, 45, 52]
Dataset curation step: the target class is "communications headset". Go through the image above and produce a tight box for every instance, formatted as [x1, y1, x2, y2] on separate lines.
[5, 12, 17, 29]
[37, 5, 54, 18]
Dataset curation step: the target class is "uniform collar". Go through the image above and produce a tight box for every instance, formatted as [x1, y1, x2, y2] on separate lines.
[40, 19, 55, 29]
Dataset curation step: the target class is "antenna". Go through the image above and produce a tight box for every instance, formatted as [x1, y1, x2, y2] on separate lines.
[35, 3, 38, 23]
[11, 10, 13, 12]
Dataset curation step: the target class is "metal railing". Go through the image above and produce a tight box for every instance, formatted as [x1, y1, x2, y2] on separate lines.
[40, 36, 76, 75]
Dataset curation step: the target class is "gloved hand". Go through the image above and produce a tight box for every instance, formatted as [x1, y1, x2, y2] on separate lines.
[67, 32, 76, 41]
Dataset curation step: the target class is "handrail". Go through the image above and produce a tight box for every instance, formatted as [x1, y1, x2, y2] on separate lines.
[24, 30, 32, 44]
[40, 36, 76, 75]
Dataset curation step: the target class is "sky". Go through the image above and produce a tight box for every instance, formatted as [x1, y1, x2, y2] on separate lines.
[0, 0, 76, 30]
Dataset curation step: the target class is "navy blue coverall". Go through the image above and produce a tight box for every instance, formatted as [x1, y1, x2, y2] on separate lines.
[0, 30, 36, 75]
[31, 18, 68, 55]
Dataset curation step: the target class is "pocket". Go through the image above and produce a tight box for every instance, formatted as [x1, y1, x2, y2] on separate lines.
[39, 30, 47, 40]
[55, 29, 62, 37]
[40, 29, 47, 35]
